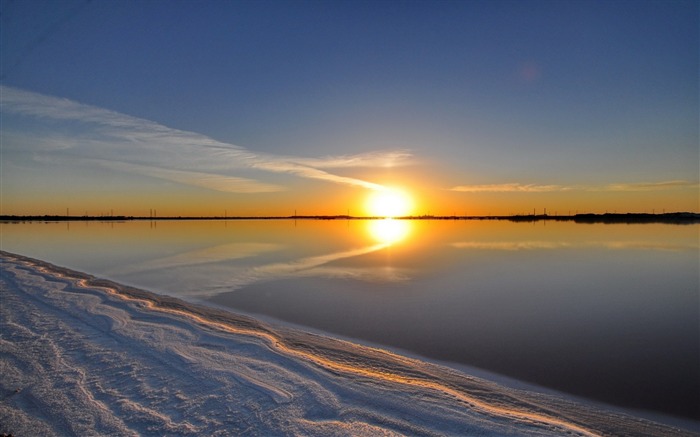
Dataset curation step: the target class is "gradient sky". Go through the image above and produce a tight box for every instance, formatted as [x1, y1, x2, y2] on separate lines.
[1, 0, 698, 216]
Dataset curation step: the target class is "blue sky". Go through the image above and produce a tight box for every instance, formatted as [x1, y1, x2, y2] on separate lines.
[1, 0, 698, 216]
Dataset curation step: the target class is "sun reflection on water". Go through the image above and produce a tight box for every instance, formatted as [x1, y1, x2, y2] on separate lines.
[367, 219, 411, 245]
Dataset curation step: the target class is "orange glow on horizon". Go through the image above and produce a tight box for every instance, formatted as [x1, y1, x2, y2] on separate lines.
[1, 178, 697, 217]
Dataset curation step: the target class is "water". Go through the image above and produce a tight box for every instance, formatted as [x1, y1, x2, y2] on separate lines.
[2, 218, 698, 420]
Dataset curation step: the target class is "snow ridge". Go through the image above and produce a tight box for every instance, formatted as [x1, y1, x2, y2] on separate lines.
[0, 251, 694, 436]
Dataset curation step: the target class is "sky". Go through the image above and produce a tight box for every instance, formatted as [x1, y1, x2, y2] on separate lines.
[1, 0, 698, 217]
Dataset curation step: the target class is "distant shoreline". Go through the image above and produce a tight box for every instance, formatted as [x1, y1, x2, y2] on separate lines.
[1, 212, 699, 224]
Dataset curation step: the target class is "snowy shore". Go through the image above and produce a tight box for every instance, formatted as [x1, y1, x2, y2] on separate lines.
[0, 251, 695, 436]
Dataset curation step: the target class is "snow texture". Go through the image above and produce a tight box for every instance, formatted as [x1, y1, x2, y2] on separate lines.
[0, 251, 695, 436]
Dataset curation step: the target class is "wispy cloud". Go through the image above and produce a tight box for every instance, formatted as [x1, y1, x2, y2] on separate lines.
[90, 160, 287, 193]
[250, 160, 387, 191]
[290, 151, 415, 169]
[450, 183, 569, 193]
[1, 85, 412, 193]
[601, 181, 699, 191]
[450, 181, 698, 193]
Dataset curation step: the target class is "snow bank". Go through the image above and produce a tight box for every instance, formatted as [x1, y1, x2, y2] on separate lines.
[0, 251, 694, 436]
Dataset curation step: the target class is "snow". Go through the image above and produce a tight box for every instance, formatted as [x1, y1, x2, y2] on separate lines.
[0, 251, 695, 436]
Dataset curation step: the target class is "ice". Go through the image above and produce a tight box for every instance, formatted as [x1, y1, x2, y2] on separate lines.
[1, 251, 695, 436]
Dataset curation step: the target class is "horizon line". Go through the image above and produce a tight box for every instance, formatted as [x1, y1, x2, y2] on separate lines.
[2, 212, 699, 224]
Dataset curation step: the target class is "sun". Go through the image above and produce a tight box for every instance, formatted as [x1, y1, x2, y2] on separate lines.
[365, 188, 413, 217]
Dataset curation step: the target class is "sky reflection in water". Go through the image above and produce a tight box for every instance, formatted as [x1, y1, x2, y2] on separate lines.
[1, 219, 698, 420]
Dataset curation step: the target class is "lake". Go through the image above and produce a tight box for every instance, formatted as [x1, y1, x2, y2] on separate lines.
[1, 218, 698, 421]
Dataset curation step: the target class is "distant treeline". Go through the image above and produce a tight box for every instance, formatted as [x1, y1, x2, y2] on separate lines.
[0, 215, 136, 222]
[507, 212, 700, 224]
[1, 212, 698, 224]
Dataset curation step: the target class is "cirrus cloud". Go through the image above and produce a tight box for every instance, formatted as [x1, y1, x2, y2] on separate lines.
[1, 85, 412, 193]
[450, 181, 698, 193]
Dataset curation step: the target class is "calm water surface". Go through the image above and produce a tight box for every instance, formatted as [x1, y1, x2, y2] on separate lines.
[2, 219, 698, 420]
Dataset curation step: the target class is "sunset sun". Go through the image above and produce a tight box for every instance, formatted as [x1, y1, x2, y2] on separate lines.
[365, 188, 413, 217]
